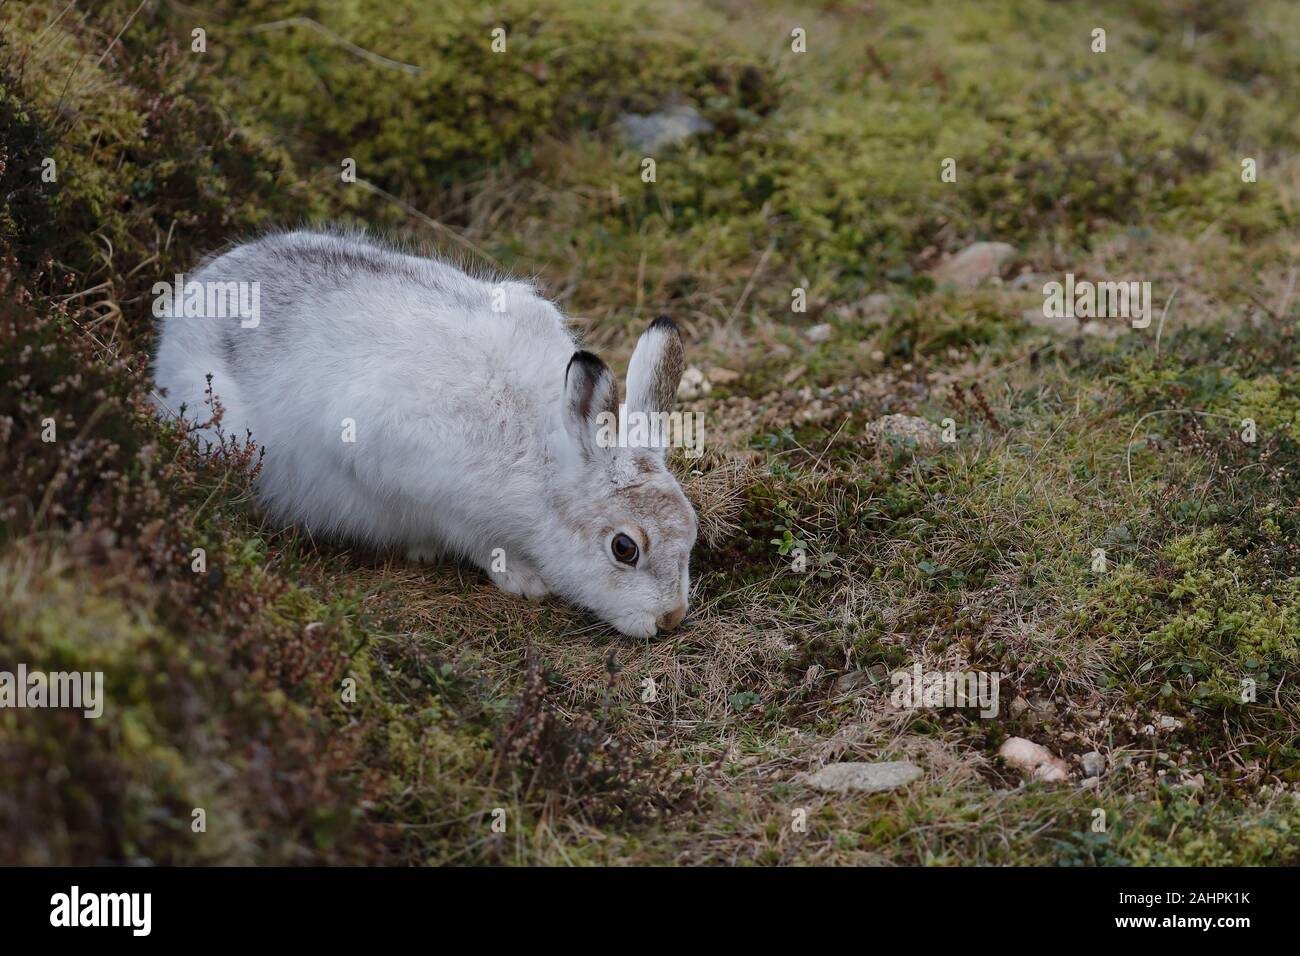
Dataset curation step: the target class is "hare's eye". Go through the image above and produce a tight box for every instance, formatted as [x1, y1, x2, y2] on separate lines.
[611, 533, 639, 566]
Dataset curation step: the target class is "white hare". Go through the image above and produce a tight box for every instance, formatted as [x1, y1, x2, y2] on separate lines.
[153, 229, 696, 637]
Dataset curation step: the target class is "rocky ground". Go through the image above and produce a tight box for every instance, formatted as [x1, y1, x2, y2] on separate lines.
[2, 0, 1298, 864]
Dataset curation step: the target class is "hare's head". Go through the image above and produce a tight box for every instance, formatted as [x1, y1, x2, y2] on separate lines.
[547, 317, 698, 638]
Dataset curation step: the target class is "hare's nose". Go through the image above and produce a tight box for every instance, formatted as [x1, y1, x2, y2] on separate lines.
[656, 605, 687, 632]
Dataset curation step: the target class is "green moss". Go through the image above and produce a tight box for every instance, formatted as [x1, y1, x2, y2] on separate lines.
[191, 0, 768, 195]
[4, 0, 1300, 866]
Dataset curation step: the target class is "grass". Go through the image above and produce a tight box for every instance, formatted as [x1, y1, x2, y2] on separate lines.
[1, 0, 1298, 865]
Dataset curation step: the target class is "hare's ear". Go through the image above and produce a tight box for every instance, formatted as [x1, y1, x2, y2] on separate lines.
[625, 316, 684, 454]
[564, 350, 619, 458]
[625, 315, 685, 418]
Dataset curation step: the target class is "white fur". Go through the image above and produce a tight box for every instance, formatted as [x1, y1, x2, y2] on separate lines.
[152, 229, 696, 637]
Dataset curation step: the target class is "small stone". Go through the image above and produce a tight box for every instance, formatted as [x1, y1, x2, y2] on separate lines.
[618, 105, 713, 152]
[1080, 319, 1126, 339]
[802, 761, 923, 794]
[1023, 309, 1079, 335]
[1081, 751, 1105, 779]
[1009, 696, 1029, 718]
[848, 293, 891, 318]
[707, 366, 741, 385]
[676, 365, 712, 400]
[931, 241, 1017, 289]
[1011, 271, 1048, 290]
[1156, 714, 1184, 732]
[805, 322, 833, 343]
[999, 736, 1070, 783]
[833, 670, 872, 695]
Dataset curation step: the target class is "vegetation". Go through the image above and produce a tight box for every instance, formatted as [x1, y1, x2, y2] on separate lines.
[1, 0, 1297, 864]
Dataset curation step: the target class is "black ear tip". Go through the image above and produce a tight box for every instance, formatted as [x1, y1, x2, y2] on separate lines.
[566, 349, 607, 382]
[649, 314, 679, 336]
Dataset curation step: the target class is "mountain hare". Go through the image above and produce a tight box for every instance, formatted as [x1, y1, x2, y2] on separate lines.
[153, 230, 697, 637]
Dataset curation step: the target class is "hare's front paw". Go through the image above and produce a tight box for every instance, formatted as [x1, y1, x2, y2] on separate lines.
[406, 544, 440, 564]
[488, 563, 551, 602]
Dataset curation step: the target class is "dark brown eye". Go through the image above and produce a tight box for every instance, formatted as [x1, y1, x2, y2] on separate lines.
[611, 533, 639, 565]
